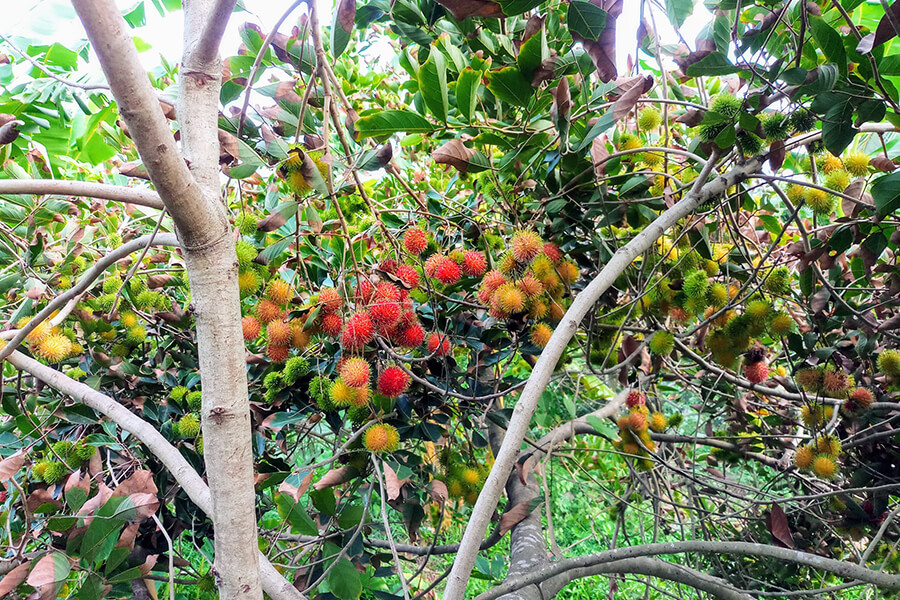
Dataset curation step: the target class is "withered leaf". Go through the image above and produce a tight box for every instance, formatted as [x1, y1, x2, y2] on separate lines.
[766, 503, 795, 548]
[499, 500, 538, 535]
[0, 451, 25, 482]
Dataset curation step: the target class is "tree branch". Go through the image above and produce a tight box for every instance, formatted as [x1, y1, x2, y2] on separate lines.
[0, 179, 164, 210]
[476, 540, 900, 600]
[71, 0, 227, 249]
[441, 151, 767, 600]
[190, 0, 240, 69]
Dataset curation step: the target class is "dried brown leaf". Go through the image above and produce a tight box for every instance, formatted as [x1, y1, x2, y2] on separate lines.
[499, 500, 537, 535]
[0, 561, 30, 596]
[766, 503, 795, 548]
[0, 451, 25, 483]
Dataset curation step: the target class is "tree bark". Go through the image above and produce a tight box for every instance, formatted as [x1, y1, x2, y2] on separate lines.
[69, 1, 261, 598]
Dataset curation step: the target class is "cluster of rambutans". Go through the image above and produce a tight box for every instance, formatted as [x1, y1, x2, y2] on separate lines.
[31, 439, 96, 485]
[473, 230, 579, 348]
[611, 391, 672, 471]
[436, 447, 489, 505]
[15, 315, 82, 363]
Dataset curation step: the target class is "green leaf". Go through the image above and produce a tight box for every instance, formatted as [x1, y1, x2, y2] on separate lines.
[418, 49, 449, 121]
[355, 110, 435, 139]
[517, 27, 547, 78]
[871, 171, 900, 216]
[331, 0, 356, 59]
[499, 0, 545, 17]
[328, 557, 363, 600]
[455, 68, 482, 123]
[821, 100, 856, 156]
[714, 124, 736, 149]
[485, 67, 534, 107]
[76, 573, 107, 600]
[567, 1, 607, 40]
[685, 53, 739, 76]
[275, 494, 318, 535]
[585, 415, 616, 437]
[666, 0, 694, 28]
[809, 17, 847, 77]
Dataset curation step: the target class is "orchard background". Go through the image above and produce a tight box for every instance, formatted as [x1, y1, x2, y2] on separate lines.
[2, 0, 900, 599]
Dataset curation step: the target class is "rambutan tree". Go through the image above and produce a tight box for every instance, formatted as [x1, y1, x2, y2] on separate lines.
[2, 1, 900, 599]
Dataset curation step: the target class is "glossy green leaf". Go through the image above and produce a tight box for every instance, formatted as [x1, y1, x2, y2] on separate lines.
[821, 101, 856, 156]
[418, 50, 449, 121]
[328, 557, 362, 600]
[871, 171, 900, 216]
[809, 17, 847, 77]
[567, 1, 607, 40]
[485, 67, 534, 107]
[456, 67, 482, 123]
[355, 110, 435, 138]
[686, 53, 739, 76]
[666, 0, 694, 28]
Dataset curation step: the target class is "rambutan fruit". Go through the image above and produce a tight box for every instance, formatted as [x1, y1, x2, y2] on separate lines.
[177, 413, 201, 438]
[266, 344, 290, 363]
[283, 356, 309, 385]
[711, 93, 742, 118]
[761, 113, 789, 141]
[266, 320, 292, 346]
[423, 254, 445, 279]
[822, 368, 849, 394]
[256, 300, 282, 324]
[530, 255, 553, 277]
[743, 361, 769, 384]
[547, 299, 566, 321]
[626, 391, 645, 409]
[370, 296, 401, 328]
[511, 231, 543, 263]
[235, 241, 257, 270]
[330, 379, 358, 407]
[342, 312, 375, 350]
[120, 312, 139, 328]
[843, 151, 870, 177]
[846, 388, 874, 413]
[745, 299, 771, 323]
[542, 243, 562, 263]
[267, 279, 294, 305]
[309, 376, 332, 407]
[19, 317, 51, 345]
[238, 271, 261, 296]
[790, 108, 816, 133]
[517, 274, 543, 297]
[800, 404, 823, 428]
[786, 184, 805, 203]
[290, 321, 311, 349]
[434, 258, 462, 285]
[531, 323, 553, 348]
[397, 323, 426, 348]
[816, 435, 842, 457]
[877, 349, 900, 377]
[765, 267, 791, 295]
[320, 313, 343, 337]
[820, 153, 844, 174]
[242, 316, 261, 341]
[340, 357, 371, 388]
[708, 283, 729, 307]
[649, 412, 667, 432]
[683, 270, 709, 299]
[364, 423, 400, 453]
[380, 258, 398, 274]
[736, 130, 763, 156]
[638, 107, 662, 130]
[539, 271, 561, 293]
[427, 333, 451, 357]
[494, 283, 526, 314]
[796, 368, 823, 392]
[824, 169, 850, 192]
[318, 287, 342, 313]
[404, 228, 428, 255]
[812, 455, 838, 480]
[356, 279, 375, 305]
[794, 445, 815, 470]
[461, 251, 487, 276]
[649, 331, 674, 356]
[38, 335, 72, 362]
[377, 366, 411, 398]
[482, 270, 506, 292]
[556, 261, 579, 285]
[804, 188, 834, 216]
[628, 411, 648, 431]
[529, 299, 549, 320]
[351, 385, 370, 407]
[395, 265, 420, 289]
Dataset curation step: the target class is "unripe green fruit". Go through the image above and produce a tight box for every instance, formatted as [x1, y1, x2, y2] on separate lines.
[187, 391, 203, 411]
[649, 331, 674, 356]
[42, 461, 68, 484]
[235, 213, 259, 236]
[710, 93, 742, 119]
[283, 356, 310, 385]
[177, 414, 201, 438]
[683, 270, 709, 300]
[761, 113, 790, 141]
[638, 107, 662, 130]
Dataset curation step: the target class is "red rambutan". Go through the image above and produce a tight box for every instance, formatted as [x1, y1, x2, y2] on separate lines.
[356, 280, 375, 305]
[242, 316, 261, 341]
[318, 287, 342, 313]
[543, 242, 562, 264]
[342, 312, 375, 350]
[461, 251, 487, 276]
[434, 258, 461, 285]
[395, 265, 419, 289]
[744, 361, 769, 384]
[397, 323, 425, 347]
[404, 228, 428, 255]
[320, 313, 343, 336]
[340, 357, 371, 388]
[380, 258, 398, 274]
[427, 333, 451, 357]
[377, 366, 411, 398]
[482, 270, 506, 292]
[266, 320, 292, 346]
[267, 344, 290, 363]
[626, 391, 645, 409]
[256, 300, 283, 323]
[511, 231, 543, 263]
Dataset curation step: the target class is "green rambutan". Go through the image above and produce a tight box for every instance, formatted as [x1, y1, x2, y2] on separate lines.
[877, 349, 900, 376]
[711, 93, 742, 119]
[649, 331, 675, 356]
[761, 113, 790, 141]
[638, 107, 662, 130]
[683, 270, 709, 300]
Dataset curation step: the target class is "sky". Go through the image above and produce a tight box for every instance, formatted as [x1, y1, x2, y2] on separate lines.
[5, 0, 713, 79]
